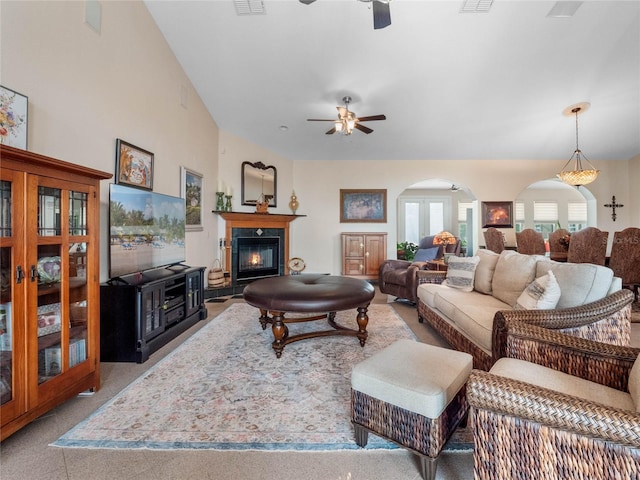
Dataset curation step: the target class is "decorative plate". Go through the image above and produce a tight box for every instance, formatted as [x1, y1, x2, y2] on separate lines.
[288, 257, 306, 273]
[37, 256, 62, 284]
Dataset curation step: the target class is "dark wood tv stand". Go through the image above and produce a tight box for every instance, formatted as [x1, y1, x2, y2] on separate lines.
[100, 266, 206, 363]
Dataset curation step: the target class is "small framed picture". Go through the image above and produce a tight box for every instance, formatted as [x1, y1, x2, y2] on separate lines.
[115, 139, 154, 191]
[340, 189, 387, 223]
[482, 201, 514, 228]
[181, 167, 203, 231]
[0, 85, 28, 150]
[37, 303, 61, 337]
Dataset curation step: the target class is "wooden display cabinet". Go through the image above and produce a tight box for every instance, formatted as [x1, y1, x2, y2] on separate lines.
[0, 145, 111, 441]
[341, 232, 387, 280]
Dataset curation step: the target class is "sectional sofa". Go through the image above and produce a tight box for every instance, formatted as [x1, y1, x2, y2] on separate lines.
[417, 249, 635, 370]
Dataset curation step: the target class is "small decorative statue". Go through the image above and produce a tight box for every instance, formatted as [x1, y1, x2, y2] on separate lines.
[289, 190, 299, 214]
[255, 194, 269, 214]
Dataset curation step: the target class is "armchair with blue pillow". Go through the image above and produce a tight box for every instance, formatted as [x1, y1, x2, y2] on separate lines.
[379, 235, 461, 303]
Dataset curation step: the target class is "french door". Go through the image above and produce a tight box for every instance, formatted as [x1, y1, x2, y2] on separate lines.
[398, 197, 452, 244]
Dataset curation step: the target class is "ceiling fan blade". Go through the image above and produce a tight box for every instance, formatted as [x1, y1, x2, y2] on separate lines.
[356, 114, 386, 122]
[299, 0, 316, 4]
[372, 1, 391, 30]
[325, 127, 337, 135]
[307, 118, 336, 122]
[354, 123, 374, 134]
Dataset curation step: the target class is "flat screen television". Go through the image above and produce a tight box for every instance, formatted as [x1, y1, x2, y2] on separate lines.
[108, 183, 186, 279]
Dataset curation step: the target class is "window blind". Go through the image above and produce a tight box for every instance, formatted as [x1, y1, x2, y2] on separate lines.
[534, 201, 558, 221]
[568, 202, 587, 222]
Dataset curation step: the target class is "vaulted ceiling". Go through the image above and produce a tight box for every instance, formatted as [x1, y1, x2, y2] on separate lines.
[145, 1, 640, 162]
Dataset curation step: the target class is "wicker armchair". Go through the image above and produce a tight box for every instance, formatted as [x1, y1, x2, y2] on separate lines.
[468, 321, 640, 479]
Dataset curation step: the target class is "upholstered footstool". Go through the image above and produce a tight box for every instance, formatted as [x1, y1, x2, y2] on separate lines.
[351, 340, 473, 480]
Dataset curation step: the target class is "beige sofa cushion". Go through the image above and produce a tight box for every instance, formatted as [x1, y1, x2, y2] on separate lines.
[535, 260, 615, 308]
[420, 285, 510, 353]
[474, 249, 500, 294]
[491, 358, 635, 412]
[491, 251, 538, 307]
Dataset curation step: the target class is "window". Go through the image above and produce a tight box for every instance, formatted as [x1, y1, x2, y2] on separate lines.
[514, 201, 525, 233]
[567, 202, 587, 232]
[457, 201, 472, 246]
[533, 201, 558, 239]
[399, 198, 449, 244]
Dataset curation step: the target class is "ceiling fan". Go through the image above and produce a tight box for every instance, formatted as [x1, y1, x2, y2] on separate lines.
[307, 96, 387, 135]
[299, 0, 391, 30]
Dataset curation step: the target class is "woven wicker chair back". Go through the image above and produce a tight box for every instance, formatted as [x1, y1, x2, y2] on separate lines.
[516, 229, 546, 255]
[567, 227, 609, 265]
[483, 227, 505, 254]
[609, 227, 640, 298]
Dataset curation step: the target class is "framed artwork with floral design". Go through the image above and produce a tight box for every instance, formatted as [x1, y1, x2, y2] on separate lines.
[0, 86, 28, 150]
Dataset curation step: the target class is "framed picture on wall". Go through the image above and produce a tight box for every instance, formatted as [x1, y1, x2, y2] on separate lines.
[115, 139, 154, 191]
[340, 189, 387, 223]
[181, 166, 203, 231]
[482, 201, 513, 228]
[0, 85, 28, 150]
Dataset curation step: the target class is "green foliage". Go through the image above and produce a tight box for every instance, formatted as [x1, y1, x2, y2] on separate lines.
[396, 241, 418, 261]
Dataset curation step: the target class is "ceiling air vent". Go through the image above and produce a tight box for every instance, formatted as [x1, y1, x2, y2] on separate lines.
[460, 0, 493, 13]
[547, 1, 582, 18]
[234, 0, 265, 16]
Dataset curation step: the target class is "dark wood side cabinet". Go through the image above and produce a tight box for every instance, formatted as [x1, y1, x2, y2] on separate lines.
[100, 266, 206, 363]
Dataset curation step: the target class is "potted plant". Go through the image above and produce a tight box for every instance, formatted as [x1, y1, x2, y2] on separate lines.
[396, 241, 418, 261]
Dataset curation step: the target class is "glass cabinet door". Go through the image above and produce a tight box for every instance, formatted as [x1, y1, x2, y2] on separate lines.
[141, 285, 165, 340]
[31, 178, 93, 387]
[0, 170, 26, 420]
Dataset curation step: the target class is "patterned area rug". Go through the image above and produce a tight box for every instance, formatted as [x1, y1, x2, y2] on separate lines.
[53, 303, 472, 451]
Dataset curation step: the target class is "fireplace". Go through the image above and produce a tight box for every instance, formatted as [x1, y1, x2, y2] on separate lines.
[216, 212, 302, 288]
[236, 236, 280, 282]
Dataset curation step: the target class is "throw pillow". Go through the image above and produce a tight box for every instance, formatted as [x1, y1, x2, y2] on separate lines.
[413, 247, 439, 262]
[516, 270, 562, 310]
[474, 249, 500, 294]
[443, 256, 480, 292]
[491, 250, 538, 308]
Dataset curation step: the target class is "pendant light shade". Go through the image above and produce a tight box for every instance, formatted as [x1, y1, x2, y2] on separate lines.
[557, 103, 599, 187]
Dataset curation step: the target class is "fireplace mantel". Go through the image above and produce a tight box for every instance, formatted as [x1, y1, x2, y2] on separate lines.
[214, 211, 305, 277]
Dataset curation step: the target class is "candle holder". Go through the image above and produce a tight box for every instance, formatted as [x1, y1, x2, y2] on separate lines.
[215, 192, 225, 211]
[224, 195, 232, 212]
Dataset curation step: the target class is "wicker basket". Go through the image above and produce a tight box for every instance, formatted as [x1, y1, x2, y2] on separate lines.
[208, 259, 225, 287]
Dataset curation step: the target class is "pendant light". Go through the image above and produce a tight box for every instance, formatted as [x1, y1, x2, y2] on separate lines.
[557, 102, 599, 187]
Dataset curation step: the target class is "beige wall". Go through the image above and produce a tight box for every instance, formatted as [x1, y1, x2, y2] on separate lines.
[3, 1, 638, 279]
[1, 1, 220, 280]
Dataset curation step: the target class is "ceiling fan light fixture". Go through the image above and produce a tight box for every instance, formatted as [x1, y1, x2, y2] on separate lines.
[557, 102, 599, 187]
[334, 121, 343, 132]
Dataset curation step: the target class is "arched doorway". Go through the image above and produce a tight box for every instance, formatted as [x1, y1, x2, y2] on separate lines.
[397, 178, 477, 256]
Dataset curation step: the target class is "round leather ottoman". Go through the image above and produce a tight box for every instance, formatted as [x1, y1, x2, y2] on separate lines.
[243, 274, 375, 358]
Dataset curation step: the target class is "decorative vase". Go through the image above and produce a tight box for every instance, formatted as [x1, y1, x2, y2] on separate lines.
[215, 192, 225, 211]
[289, 190, 299, 214]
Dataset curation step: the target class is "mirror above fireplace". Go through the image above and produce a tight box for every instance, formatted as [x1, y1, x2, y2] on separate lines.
[242, 161, 277, 207]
